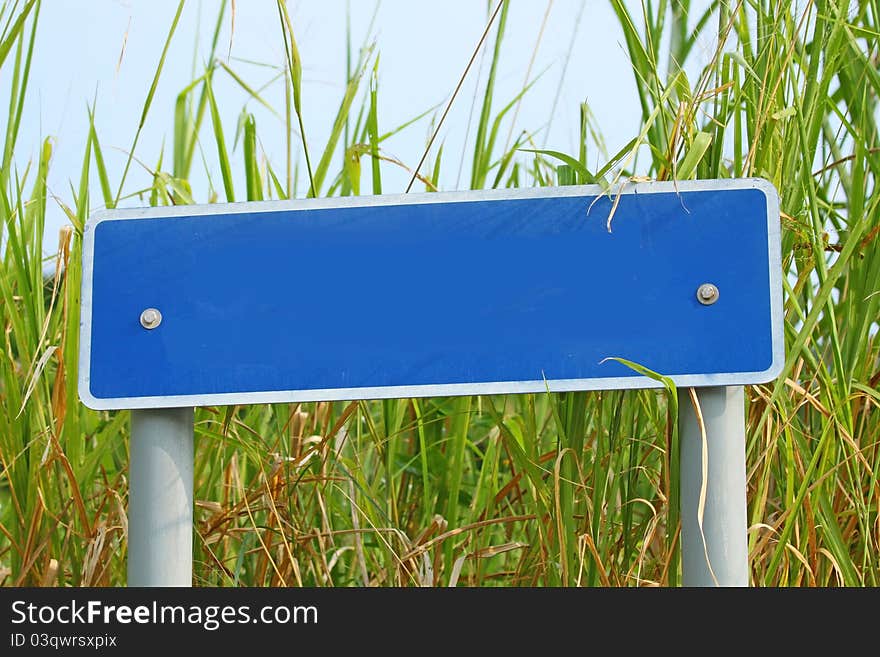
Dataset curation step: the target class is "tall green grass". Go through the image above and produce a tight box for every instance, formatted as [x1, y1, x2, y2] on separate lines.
[1, 0, 878, 586]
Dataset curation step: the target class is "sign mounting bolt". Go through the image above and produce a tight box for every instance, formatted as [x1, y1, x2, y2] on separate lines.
[140, 308, 163, 329]
[696, 283, 719, 305]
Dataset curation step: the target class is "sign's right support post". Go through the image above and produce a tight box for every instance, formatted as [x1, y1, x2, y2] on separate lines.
[678, 386, 749, 587]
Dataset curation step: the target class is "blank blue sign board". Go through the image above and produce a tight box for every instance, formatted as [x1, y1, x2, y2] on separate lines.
[79, 179, 783, 410]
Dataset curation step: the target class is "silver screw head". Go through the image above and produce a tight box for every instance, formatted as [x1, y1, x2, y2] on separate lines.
[696, 283, 719, 305]
[139, 308, 162, 329]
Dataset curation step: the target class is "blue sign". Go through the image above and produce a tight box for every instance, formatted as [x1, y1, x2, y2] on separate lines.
[79, 179, 783, 410]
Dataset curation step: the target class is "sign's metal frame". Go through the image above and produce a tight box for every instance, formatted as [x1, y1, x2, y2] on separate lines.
[78, 178, 783, 411]
[78, 178, 784, 588]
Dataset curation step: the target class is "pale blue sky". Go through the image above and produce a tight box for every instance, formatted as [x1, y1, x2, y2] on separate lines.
[20, 1, 714, 250]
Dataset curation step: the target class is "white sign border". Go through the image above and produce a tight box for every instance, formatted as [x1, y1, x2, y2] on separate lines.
[79, 178, 784, 410]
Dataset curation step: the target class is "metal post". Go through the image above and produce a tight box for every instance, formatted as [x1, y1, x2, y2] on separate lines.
[128, 407, 194, 586]
[678, 386, 749, 586]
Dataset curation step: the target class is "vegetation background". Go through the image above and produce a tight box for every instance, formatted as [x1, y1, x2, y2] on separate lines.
[0, 0, 878, 587]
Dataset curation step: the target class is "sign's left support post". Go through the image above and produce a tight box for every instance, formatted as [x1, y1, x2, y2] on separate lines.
[128, 408, 195, 587]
